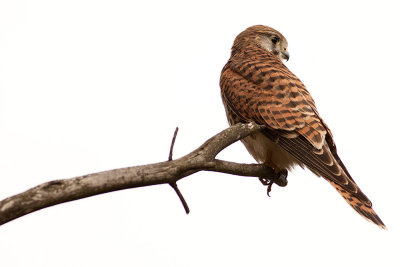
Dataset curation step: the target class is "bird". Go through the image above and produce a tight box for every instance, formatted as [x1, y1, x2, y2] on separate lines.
[220, 25, 385, 228]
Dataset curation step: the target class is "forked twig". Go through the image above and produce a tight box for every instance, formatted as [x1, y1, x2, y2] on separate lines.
[167, 127, 190, 214]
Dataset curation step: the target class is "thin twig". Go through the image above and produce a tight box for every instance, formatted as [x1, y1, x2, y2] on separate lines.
[168, 127, 179, 161]
[169, 182, 190, 214]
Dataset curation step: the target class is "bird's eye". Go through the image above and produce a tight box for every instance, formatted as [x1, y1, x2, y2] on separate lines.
[271, 36, 279, 44]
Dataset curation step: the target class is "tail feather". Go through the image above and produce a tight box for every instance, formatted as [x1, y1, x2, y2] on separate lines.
[329, 181, 386, 229]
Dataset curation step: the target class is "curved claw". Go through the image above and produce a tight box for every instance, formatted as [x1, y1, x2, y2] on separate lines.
[258, 177, 273, 197]
[259, 169, 288, 197]
[267, 182, 273, 197]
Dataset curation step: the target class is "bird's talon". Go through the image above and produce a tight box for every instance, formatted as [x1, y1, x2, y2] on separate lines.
[259, 168, 288, 196]
[267, 183, 273, 197]
[259, 177, 274, 196]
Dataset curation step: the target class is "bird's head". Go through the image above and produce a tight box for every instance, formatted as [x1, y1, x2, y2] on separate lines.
[231, 25, 289, 61]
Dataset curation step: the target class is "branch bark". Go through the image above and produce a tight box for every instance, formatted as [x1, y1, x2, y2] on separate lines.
[0, 122, 287, 226]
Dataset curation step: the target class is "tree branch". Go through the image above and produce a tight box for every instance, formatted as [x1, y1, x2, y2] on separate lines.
[0, 122, 287, 226]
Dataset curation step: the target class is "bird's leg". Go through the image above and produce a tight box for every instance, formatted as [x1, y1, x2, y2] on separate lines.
[258, 151, 276, 195]
[258, 151, 287, 196]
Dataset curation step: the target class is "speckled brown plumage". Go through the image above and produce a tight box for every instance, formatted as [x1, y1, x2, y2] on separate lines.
[220, 25, 385, 228]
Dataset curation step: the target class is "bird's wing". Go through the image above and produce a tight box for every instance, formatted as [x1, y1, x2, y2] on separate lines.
[221, 48, 326, 147]
[220, 48, 385, 228]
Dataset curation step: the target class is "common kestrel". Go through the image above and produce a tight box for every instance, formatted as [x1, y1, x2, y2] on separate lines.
[220, 25, 385, 228]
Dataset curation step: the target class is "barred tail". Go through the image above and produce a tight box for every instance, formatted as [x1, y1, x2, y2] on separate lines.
[329, 181, 386, 229]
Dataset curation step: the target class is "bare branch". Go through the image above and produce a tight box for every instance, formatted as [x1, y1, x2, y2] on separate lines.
[0, 122, 285, 226]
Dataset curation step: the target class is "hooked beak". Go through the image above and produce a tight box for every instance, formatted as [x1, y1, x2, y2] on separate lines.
[281, 51, 290, 61]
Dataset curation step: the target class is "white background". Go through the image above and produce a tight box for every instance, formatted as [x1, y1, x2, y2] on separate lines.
[1, 0, 399, 266]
